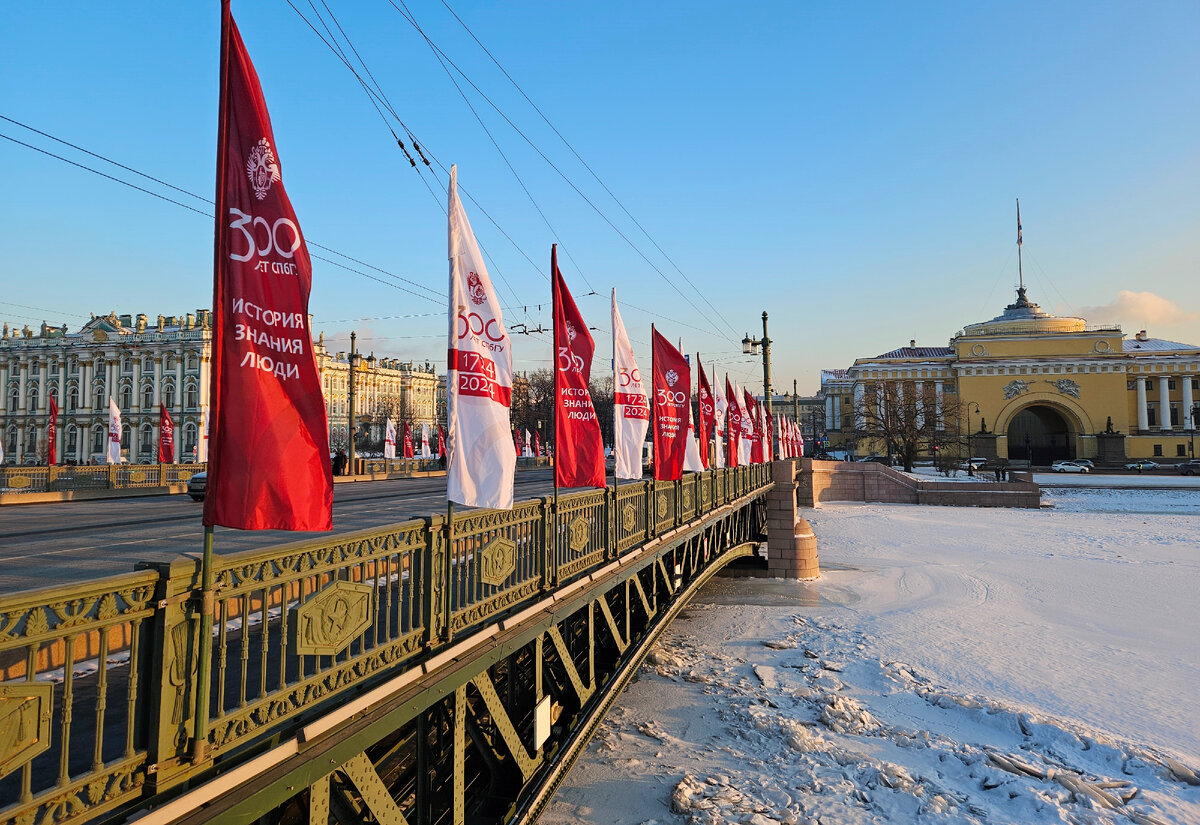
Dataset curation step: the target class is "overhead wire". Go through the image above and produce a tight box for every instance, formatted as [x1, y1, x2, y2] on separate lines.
[435, 0, 742, 341]
[0, 119, 445, 306]
[284, 4, 730, 348]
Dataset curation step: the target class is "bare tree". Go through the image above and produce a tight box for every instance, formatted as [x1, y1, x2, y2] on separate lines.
[854, 383, 970, 473]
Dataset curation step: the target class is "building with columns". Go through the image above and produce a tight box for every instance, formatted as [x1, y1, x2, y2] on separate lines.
[1, 312, 442, 465]
[1, 312, 212, 465]
[819, 287, 1200, 465]
[313, 339, 439, 451]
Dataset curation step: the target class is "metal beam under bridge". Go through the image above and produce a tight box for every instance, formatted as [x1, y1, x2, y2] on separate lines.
[0, 465, 773, 825]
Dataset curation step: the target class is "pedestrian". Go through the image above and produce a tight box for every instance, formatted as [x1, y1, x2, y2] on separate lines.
[332, 449, 347, 477]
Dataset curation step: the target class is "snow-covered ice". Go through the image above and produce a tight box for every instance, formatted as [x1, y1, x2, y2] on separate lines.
[542, 493, 1200, 825]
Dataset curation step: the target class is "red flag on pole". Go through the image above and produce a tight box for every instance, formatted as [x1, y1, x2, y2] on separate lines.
[159, 403, 174, 464]
[437, 425, 446, 458]
[744, 389, 763, 463]
[533, 430, 541, 458]
[204, 5, 331, 531]
[697, 357, 713, 469]
[403, 421, 414, 458]
[725, 376, 740, 468]
[552, 246, 605, 489]
[651, 327, 690, 481]
[47, 397, 57, 465]
[514, 428, 523, 456]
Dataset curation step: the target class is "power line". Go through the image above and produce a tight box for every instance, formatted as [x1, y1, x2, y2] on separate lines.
[436, 0, 742, 341]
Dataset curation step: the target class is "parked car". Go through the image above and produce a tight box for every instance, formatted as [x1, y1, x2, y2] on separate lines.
[186, 471, 207, 501]
[1124, 460, 1159, 471]
[1177, 460, 1200, 476]
[1051, 460, 1089, 473]
[953, 457, 987, 471]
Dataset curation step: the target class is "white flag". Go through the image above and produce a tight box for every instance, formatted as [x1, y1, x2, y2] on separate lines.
[107, 396, 122, 464]
[447, 165, 515, 509]
[421, 423, 431, 459]
[523, 429, 533, 458]
[198, 404, 209, 463]
[384, 417, 396, 459]
[612, 289, 650, 480]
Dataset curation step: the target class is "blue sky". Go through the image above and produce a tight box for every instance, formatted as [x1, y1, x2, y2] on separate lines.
[2, 2, 1197, 393]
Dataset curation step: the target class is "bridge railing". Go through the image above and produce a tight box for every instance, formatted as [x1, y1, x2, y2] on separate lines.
[0, 462, 773, 825]
[0, 463, 205, 494]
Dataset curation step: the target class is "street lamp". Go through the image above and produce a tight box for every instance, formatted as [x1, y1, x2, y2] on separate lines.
[348, 331, 357, 471]
[965, 402, 980, 476]
[741, 311, 772, 420]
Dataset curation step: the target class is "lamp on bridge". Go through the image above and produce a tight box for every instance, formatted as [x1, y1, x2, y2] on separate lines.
[742, 311, 773, 420]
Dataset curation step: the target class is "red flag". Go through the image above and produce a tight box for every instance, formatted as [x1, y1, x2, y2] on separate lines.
[514, 428, 523, 456]
[47, 397, 57, 465]
[204, 4, 331, 531]
[651, 327, 690, 481]
[403, 421, 414, 459]
[696, 357, 713, 468]
[725, 376, 740, 468]
[744, 389, 763, 463]
[552, 246, 605, 488]
[533, 431, 542, 457]
[437, 425, 446, 458]
[766, 410, 774, 462]
[159, 403, 175, 463]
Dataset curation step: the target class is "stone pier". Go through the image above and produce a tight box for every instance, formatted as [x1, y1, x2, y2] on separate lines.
[766, 459, 820, 580]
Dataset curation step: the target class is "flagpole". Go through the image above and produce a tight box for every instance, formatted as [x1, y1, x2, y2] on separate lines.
[551, 246, 560, 587]
[194, 0, 232, 764]
[610, 290, 618, 558]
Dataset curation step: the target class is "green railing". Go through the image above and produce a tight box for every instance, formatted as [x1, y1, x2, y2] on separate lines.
[0, 463, 204, 495]
[0, 462, 772, 825]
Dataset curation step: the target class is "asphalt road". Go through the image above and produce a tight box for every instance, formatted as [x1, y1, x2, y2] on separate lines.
[0, 470, 559, 595]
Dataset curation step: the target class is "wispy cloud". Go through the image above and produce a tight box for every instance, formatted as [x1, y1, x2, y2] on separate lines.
[1078, 291, 1198, 328]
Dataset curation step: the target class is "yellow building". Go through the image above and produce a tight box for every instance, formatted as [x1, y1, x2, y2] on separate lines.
[820, 287, 1200, 465]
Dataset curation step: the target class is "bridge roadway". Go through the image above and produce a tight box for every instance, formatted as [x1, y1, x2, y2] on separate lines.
[0, 470, 557, 593]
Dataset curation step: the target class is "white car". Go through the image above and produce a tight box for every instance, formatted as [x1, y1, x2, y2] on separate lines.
[1051, 460, 1089, 473]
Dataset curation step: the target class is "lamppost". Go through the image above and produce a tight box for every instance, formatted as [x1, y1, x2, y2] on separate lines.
[348, 332, 357, 471]
[742, 311, 772, 419]
[346, 334, 374, 470]
[965, 402, 980, 476]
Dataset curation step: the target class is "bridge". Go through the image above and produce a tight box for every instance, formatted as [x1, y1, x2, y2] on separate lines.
[0, 463, 786, 825]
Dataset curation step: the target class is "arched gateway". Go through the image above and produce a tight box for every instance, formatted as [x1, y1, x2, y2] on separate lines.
[1007, 404, 1074, 463]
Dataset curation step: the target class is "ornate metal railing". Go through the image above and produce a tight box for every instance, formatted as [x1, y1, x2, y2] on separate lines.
[0, 463, 205, 495]
[0, 463, 773, 825]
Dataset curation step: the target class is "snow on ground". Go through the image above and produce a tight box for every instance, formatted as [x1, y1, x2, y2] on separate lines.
[542, 496, 1200, 825]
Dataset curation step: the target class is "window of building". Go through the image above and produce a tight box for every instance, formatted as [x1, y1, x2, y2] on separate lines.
[5, 426, 15, 455]
[1178, 444, 1188, 457]
[67, 388, 78, 411]
[7, 389, 17, 412]
[164, 384, 175, 409]
[183, 422, 197, 453]
[1193, 378, 1199, 391]
[121, 424, 130, 450]
[28, 386, 38, 411]
[122, 356, 133, 373]
[69, 360, 79, 375]
[185, 383, 198, 409]
[66, 426, 77, 454]
[95, 387, 105, 410]
[121, 387, 132, 410]
[1171, 406, 1179, 426]
[1151, 444, 1162, 456]
[140, 424, 154, 454]
[92, 425, 104, 454]
[142, 384, 154, 409]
